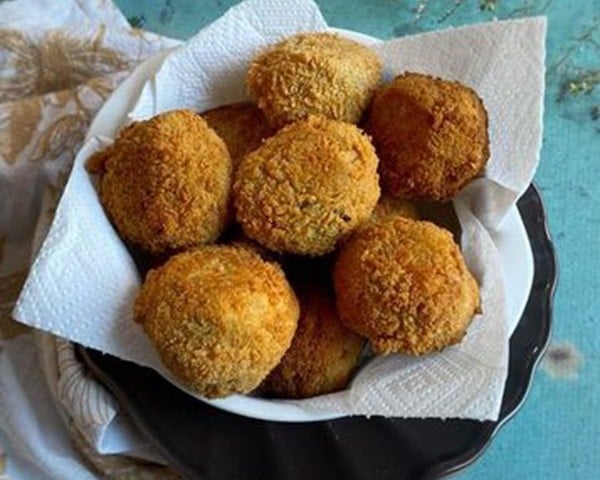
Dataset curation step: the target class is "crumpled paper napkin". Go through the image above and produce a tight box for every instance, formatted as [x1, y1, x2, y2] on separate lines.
[13, 0, 545, 421]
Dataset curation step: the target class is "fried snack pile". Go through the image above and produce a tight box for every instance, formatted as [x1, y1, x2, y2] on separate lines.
[88, 32, 488, 400]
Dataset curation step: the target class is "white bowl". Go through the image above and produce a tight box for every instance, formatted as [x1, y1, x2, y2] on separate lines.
[86, 28, 533, 423]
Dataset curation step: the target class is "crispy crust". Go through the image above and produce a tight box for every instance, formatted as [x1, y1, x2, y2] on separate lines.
[233, 116, 381, 256]
[261, 279, 365, 398]
[134, 245, 299, 398]
[365, 73, 489, 201]
[201, 102, 275, 170]
[247, 33, 382, 128]
[371, 195, 419, 222]
[333, 217, 480, 355]
[88, 110, 232, 254]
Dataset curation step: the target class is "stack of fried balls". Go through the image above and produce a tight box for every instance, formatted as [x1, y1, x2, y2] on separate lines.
[88, 33, 488, 399]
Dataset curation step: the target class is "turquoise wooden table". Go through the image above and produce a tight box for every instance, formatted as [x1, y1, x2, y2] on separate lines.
[114, 1, 598, 478]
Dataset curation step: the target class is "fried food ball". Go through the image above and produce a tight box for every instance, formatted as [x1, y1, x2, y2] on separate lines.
[261, 279, 365, 399]
[201, 102, 274, 170]
[365, 73, 489, 201]
[333, 217, 480, 355]
[233, 116, 380, 256]
[371, 195, 419, 222]
[134, 245, 299, 398]
[247, 33, 382, 128]
[87, 110, 231, 254]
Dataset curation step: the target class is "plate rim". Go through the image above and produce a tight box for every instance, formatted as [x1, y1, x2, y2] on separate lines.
[421, 182, 557, 478]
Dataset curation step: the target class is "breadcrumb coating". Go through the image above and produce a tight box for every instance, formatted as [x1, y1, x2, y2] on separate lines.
[88, 110, 232, 254]
[333, 217, 480, 355]
[233, 116, 381, 256]
[134, 245, 299, 398]
[371, 195, 419, 222]
[247, 32, 382, 128]
[201, 102, 275, 170]
[226, 229, 276, 262]
[261, 279, 365, 398]
[365, 73, 489, 201]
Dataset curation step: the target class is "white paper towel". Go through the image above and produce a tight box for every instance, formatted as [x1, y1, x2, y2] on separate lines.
[13, 0, 546, 420]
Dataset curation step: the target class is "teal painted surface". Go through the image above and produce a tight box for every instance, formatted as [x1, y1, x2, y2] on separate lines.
[114, 1, 599, 478]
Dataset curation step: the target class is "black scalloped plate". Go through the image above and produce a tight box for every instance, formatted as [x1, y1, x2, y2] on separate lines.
[78, 184, 556, 480]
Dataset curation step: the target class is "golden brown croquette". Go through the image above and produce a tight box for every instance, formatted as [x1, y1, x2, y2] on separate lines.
[233, 116, 380, 256]
[134, 245, 299, 398]
[261, 279, 365, 398]
[371, 195, 419, 222]
[201, 102, 275, 170]
[88, 110, 232, 254]
[365, 73, 489, 201]
[333, 216, 480, 355]
[247, 32, 382, 128]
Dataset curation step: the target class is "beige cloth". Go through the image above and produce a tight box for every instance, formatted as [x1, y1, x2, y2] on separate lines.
[0, 0, 180, 477]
